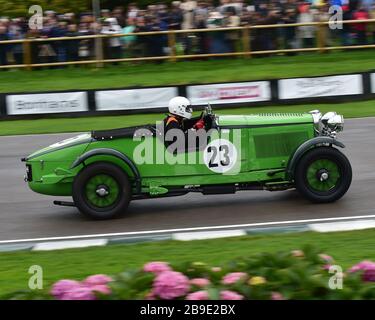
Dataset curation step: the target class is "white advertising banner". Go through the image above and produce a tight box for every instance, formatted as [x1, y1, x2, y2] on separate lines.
[6, 92, 88, 115]
[279, 74, 363, 100]
[96, 87, 178, 111]
[187, 81, 271, 105]
[371, 73, 375, 93]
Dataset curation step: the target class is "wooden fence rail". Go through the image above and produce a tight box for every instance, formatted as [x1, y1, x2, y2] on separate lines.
[0, 19, 374, 70]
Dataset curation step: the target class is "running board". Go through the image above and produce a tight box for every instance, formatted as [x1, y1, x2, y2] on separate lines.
[53, 200, 76, 207]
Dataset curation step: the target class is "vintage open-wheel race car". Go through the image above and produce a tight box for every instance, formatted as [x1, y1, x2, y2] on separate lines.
[23, 105, 352, 220]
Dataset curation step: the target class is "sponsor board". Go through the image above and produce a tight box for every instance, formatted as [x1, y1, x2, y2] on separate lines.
[371, 73, 375, 93]
[96, 87, 178, 111]
[187, 81, 271, 105]
[6, 92, 88, 115]
[279, 74, 363, 100]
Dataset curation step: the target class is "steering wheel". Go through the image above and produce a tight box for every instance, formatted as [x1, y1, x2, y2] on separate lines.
[205, 103, 213, 116]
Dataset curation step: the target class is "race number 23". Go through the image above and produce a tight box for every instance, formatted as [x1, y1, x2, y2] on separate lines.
[204, 139, 238, 173]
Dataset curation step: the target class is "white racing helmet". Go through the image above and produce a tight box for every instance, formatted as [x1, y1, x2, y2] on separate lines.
[168, 96, 193, 119]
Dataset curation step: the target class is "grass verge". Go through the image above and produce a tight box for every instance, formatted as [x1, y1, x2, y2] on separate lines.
[0, 229, 374, 294]
[0, 51, 374, 93]
[0, 100, 374, 136]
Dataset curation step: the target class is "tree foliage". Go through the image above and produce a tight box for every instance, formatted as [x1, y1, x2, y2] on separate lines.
[0, 0, 91, 17]
[0, 0, 182, 17]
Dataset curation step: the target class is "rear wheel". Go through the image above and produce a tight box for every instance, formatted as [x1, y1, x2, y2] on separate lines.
[294, 147, 352, 203]
[73, 162, 131, 220]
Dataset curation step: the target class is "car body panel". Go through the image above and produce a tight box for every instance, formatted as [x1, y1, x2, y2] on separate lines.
[24, 112, 317, 197]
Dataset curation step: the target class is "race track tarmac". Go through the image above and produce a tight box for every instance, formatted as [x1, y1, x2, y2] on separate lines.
[0, 117, 374, 241]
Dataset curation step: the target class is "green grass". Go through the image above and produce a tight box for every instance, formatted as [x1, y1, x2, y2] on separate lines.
[0, 229, 374, 294]
[1, 100, 375, 136]
[0, 51, 374, 93]
[1, 50, 374, 136]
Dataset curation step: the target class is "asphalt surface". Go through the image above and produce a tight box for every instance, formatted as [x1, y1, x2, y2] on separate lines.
[0, 117, 374, 241]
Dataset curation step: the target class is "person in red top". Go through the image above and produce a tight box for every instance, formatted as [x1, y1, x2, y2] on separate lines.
[164, 96, 205, 133]
[352, 6, 369, 45]
[163, 96, 205, 149]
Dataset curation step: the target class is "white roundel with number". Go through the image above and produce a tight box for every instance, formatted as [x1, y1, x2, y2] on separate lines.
[203, 139, 238, 174]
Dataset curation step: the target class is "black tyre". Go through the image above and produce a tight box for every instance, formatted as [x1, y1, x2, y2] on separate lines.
[72, 162, 131, 220]
[294, 147, 352, 203]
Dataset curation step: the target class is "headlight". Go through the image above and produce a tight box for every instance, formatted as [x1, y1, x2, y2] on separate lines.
[309, 110, 344, 137]
[327, 114, 344, 132]
[309, 110, 322, 125]
[321, 111, 337, 124]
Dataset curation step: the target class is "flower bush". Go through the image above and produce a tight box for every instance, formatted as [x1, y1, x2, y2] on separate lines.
[6, 246, 375, 300]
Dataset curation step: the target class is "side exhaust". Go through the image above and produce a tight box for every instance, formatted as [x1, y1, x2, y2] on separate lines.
[53, 200, 76, 207]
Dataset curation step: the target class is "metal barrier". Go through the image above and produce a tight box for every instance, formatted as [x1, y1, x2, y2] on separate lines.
[0, 19, 375, 70]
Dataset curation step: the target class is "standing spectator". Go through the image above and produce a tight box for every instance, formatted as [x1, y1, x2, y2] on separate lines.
[65, 24, 80, 63]
[127, 3, 139, 19]
[352, 5, 369, 44]
[56, 21, 68, 66]
[224, 6, 241, 52]
[0, 23, 9, 68]
[181, 0, 197, 29]
[134, 16, 148, 57]
[207, 11, 230, 54]
[281, 8, 298, 52]
[297, 3, 316, 48]
[39, 18, 58, 66]
[78, 22, 93, 63]
[113, 7, 126, 28]
[169, 3, 184, 30]
[158, 3, 170, 25]
[26, 28, 40, 65]
[144, 15, 168, 58]
[122, 18, 137, 57]
[369, 4, 375, 43]
[8, 19, 24, 65]
[101, 9, 111, 20]
[101, 18, 123, 63]
[341, 4, 353, 46]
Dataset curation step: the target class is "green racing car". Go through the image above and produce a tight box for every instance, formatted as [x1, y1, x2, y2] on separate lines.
[22, 105, 352, 220]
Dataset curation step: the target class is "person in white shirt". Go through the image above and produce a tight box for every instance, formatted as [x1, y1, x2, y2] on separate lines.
[101, 18, 123, 63]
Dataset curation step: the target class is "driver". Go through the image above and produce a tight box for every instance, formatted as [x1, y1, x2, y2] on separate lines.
[164, 96, 205, 134]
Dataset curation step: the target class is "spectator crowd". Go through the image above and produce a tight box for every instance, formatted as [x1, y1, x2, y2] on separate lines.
[0, 0, 375, 67]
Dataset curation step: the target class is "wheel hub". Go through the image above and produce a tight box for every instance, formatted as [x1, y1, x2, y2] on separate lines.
[96, 185, 109, 197]
[317, 169, 329, 182]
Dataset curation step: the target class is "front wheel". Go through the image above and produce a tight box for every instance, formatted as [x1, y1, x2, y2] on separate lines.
[72, 162, 131, 220]
[294, 147, 352, 203]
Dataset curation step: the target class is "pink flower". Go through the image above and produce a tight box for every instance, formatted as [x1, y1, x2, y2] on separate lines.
[222, 272, 247, 285]
[186, 290, 210, 300]
[190, 278, 211, 288]
[145, 291, 156, 300]
[60, 286, 96, 300]
[319, 254, 334, 264]
[83, 274, 113, 286]
[349, 261, 375, 282]
[143, 261, 172, 274]
[220, 290, 244, 300]
[153, 271, 190, 300]
[50, 280, 81, 299]
[271, 292, 285, 300]
[90, 284, 111, 295]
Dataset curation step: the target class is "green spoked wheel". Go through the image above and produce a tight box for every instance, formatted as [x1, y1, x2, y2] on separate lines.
[85, 174, 120, 208]
[73, 163, 131, 220]
[306, 159, 341, 192]
[295, 147, 352, 203]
